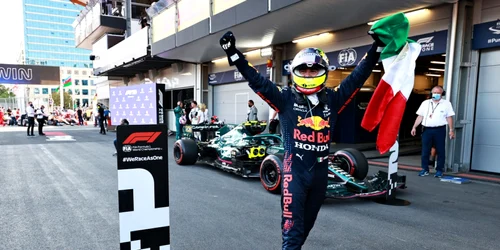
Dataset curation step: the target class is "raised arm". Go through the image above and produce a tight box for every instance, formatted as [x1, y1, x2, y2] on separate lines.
[219, 31, 285, 112]
[334, 43, 381, 113]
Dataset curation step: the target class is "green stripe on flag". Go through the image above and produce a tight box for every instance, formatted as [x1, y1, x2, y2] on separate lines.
[63, 77, 72, 87]
[370, 12, 416, 60]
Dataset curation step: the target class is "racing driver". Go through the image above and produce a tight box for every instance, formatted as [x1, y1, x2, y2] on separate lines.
[219, 31, 385, 249]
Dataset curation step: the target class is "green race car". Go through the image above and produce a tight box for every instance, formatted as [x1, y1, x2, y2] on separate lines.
[173, 121, 407, 199]
[174, 121, 282, 177]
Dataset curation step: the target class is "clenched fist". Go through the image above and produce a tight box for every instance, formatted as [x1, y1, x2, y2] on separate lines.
[220, 31, 236, 52]
[219, 31, 242, 66]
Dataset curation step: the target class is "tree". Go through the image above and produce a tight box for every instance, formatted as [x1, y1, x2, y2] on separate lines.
[51, 91, 73, 109]
[0, 85, 16, 98]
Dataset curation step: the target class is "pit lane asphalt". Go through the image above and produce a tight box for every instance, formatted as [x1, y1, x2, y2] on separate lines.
[1, 127, 499, 250]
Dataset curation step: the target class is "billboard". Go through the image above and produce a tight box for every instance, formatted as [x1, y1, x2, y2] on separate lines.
[0, 64, 61, 85]
[472, 20, 500, 50]
[116, 124, 170, 250]
[208, 64, 271, 85]
[110, 84, 166, 125]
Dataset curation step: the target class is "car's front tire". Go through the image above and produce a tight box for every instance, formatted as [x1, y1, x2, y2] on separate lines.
[173, 138, 198, 165]
[260, 155, 282, 194]
[332, 148, 369, 180]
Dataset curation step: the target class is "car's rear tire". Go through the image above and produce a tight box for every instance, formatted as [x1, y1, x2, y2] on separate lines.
[260, 155, 282, 194]
[332, 148, 369, 180]
[173, 139, 198, 165]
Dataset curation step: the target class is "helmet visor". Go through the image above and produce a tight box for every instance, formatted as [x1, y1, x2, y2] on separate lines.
[293, 64, 327, 78]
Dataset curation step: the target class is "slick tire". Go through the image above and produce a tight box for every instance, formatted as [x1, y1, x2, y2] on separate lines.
[173, 138, 198, 165]
[260, 155, 282, 194]
[332, 148, 369, 180]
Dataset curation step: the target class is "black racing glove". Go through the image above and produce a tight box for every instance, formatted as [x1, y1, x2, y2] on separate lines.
[368, 30, 386, 47]
[219, 31, 244, 66]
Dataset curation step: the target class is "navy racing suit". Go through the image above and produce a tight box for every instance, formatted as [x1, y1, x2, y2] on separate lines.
[232, 43, 380, 249]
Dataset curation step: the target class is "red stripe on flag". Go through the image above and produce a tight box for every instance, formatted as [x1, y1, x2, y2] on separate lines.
[376, 92, 407, 154]
[360, 79, 394, 132]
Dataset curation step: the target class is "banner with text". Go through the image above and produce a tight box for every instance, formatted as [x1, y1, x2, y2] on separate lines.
[472, 20, 500, 50]
[208, 64, 271, 85]
[0, 64, 60, 85]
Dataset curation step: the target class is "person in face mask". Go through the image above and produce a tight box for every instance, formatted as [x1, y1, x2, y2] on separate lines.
[411, 85, 455, 178]
[219, 30, 382, 249]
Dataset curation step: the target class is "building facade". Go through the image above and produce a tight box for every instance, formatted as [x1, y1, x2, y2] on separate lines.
[74, 0, 500, 174]
[26, 67, 97, 109]
[22, 0, 92, 68]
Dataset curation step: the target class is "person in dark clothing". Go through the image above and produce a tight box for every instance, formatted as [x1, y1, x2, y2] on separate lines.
[184, 101, 192, 125]
[77, 107, 84, 126]
[98, 104, 106, 135]
[219, 31, 383, 249]
[27, 102, 35, 136]
[113, 119, 129, 156]
[36, 105, 47, 135]
[101, 0, 108, 15]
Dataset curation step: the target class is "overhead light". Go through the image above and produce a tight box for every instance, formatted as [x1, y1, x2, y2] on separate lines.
[431, 61, 446, 65]
[292, 33, 331, 43]
[180, 72, 192, 76]
[243, 49, 260, 55]
[368, 8, 429, 25]
[442, 54, 446, 56]
[426, 73, 441, 77]
[260, 47, 273, 57]
[428, 68, 445, 72]
[372, 69, 382, 72]
[211, 57, 226, 63]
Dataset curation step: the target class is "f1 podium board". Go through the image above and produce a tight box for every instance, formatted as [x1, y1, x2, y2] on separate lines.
[116, 124, 170, 250]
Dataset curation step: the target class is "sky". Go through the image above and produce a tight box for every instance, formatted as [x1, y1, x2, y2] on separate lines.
[0, 0, 24, 64]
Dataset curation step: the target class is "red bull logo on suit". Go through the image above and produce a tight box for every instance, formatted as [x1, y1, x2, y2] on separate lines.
[294, 116, 331, 152]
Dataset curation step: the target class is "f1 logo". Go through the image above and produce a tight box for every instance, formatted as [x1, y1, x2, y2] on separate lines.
[123, 132, 162, 144]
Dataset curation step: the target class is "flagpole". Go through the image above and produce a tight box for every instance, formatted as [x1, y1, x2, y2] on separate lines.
[60, 78, 64, 110]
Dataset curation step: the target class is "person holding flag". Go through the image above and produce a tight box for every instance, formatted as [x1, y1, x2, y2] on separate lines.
[218, 19, 392, 249]
[360, 13, 422, 154]
[360, 14, 422, 198]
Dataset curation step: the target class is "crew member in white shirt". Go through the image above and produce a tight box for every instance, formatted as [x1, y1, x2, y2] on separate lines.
[189, 100, 201, 125]
[411, 86, 455, 178]
[26, 102, 35, 136]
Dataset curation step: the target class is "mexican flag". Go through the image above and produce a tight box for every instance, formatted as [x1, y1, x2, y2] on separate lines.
[361, 13, 422, 154]
[57, 77, 72, 92]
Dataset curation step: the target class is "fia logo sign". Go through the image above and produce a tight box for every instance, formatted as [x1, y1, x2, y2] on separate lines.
[338, 48, 357, 66]
[234, 70, 243, 81]
[122, 145, 132, 152]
